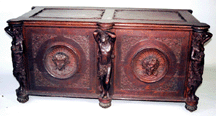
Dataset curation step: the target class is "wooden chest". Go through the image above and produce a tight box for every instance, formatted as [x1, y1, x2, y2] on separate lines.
[5, 6, 212, 111]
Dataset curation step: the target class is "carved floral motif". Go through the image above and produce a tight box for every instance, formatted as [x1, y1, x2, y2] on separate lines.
[32, 34, 57, 58]
[121, 35, 148, 61]
[155, 37, 182, 63]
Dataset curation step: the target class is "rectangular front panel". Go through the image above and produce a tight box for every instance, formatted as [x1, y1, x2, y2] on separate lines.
[24, 27, 98, 97]
[113, 29, 190, 101]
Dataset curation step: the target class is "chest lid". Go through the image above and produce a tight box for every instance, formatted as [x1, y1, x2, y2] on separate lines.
[7, 6, 209, 28]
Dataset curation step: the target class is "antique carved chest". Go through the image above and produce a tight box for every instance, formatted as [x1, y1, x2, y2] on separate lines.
[5, 6, 212, 111]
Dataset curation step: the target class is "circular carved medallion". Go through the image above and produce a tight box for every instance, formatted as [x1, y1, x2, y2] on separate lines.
[132, 48, 168, 83]
[43, 45, 78, 79]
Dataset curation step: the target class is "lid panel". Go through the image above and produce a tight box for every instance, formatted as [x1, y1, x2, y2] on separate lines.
[114, 10, 186, 22]
[31, 8, 105, 19]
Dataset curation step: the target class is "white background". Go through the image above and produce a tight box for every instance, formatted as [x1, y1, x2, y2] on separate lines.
[0, 0, 216, 116]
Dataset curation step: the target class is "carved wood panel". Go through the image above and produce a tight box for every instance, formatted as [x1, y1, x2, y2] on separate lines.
[114, 30, 190, 98]
[25, 27, 97, 93]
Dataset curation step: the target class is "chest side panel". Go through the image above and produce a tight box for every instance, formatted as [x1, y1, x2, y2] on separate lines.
[113, 29, 191, 101]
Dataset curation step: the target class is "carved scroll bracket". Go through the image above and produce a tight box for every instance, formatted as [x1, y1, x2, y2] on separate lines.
[185, 26, 212, 111]
[93, 24, 116, 108]
[5, 23, 29, 103]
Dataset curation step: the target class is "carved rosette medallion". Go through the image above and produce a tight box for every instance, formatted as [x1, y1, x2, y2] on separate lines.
[43, 45, 78, 79]
[132, 49, 168, 83]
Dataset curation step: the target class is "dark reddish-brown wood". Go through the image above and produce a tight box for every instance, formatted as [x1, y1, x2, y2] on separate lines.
[5, 6, 212, 111]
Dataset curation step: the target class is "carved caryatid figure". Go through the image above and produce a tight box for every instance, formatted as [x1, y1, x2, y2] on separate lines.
[93, 29, 116, 106]
[5, 25, 29, 103]
[186, 30, 212, 111]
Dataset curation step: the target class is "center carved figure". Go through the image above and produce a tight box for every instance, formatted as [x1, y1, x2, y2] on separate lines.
[132, 49, 168, 83]
[142, 56, 160, 76]
[52, 52, 70, 71]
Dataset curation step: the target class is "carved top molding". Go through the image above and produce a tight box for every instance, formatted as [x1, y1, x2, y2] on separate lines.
[192, 25, 210, 32]
[7, 7, 210, 30]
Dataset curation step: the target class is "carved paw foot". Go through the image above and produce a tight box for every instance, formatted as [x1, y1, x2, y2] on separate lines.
[16, 87, 29, 103]
[17, 95, 29, 103]
[99, 97, 111, 108]
[185, 97, 199, 112]
[185, 104, 197, 112]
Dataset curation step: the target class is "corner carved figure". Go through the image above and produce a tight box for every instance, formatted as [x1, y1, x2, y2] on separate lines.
[5, 25, 29, 103]
[186, 31, 212, 111]
[93, 29, 116, 108]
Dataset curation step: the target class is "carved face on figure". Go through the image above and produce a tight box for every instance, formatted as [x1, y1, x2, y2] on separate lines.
[52, 52, 70, 71]
[142, 56, 159, 76]
[99, 32, 110, 44]
[94, 29, 116, 45]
